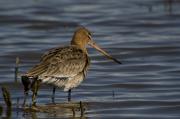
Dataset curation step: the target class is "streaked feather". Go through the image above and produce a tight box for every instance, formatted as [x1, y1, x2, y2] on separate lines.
[26, 45, 90, 90]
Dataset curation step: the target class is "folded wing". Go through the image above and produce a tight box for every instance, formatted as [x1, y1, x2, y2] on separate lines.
[26, 46, 89, 82]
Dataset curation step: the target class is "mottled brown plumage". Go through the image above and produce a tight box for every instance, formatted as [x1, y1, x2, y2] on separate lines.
[22, 27, 121, 105]
[26, 45, 89, 91]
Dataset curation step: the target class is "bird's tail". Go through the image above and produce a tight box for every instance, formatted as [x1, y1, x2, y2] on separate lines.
[21, 75, 31, 106]
[21, 75, 31, 94]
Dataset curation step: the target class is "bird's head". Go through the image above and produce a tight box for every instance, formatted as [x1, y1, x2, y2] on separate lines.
[71, 27, 121, 64]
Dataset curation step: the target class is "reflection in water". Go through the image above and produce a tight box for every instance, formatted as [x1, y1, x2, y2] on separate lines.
[0, 104, 87, 119]
[5, 108, 12, 119]
[0, 107, 12, 119]
[22, 109, 87, 119]
[31, 112, 38, 119]
[0, 83, 87, 118]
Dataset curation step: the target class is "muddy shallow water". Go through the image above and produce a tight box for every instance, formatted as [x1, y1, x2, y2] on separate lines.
[0, 0, 180, 118]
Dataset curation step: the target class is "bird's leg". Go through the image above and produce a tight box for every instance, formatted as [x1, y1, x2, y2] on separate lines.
[68, 89, 71, 102]
[22, 91, 28, 107]
[21, 76, 31, 106]
[31, 77, 40, 106]
[51, 86, 56, 103]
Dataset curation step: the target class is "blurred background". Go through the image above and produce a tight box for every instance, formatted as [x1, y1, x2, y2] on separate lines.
[0, 0, 180, 118]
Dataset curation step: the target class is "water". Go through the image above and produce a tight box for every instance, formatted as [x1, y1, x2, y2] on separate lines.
[0, 0, 180, 118]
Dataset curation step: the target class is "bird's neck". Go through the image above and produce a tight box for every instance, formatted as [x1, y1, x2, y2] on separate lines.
[71, 42, 88, 53]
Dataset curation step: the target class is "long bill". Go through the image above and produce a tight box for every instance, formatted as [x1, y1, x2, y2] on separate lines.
[88, 40, 122, 64]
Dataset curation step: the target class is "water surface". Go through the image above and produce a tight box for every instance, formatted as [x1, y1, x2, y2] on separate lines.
[0, 0, 180, 118]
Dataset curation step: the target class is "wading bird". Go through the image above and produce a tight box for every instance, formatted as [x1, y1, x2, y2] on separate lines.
[21, 27, 121, 106]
